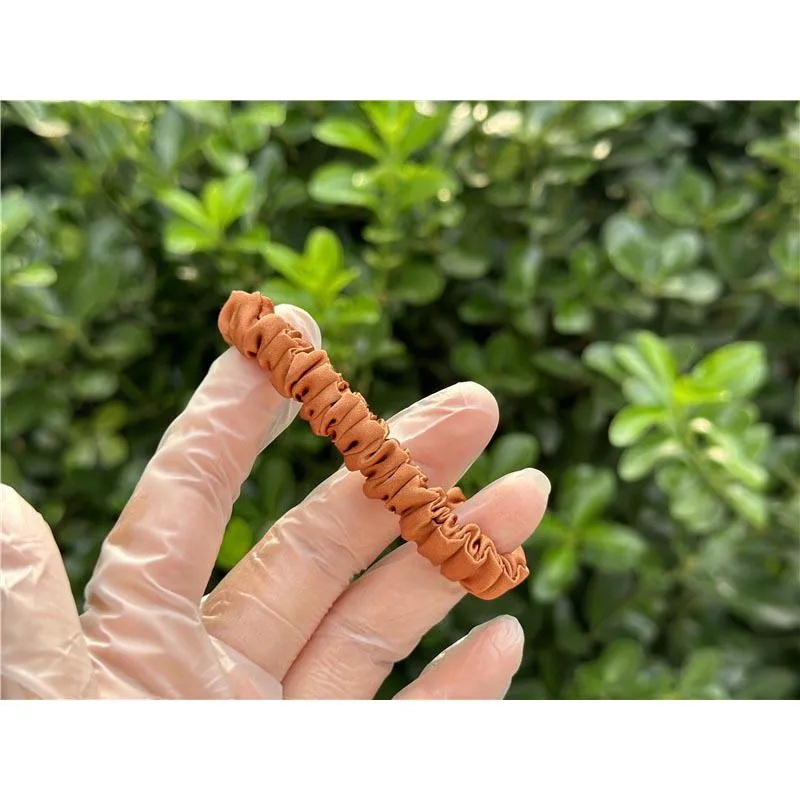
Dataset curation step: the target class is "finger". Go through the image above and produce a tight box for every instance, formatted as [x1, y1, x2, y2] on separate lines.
[395, 615, 524, 700]
[282, 468, 547, 699]
[202, 382, 499, 679]
[83, 304, 320, 616]
[1, 485, 97, 699]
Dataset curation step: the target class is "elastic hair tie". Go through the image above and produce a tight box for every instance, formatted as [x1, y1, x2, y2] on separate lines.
[218, 290, 530, 600]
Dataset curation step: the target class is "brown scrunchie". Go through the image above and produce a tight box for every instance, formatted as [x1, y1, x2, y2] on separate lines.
[218, 290, 530, 600]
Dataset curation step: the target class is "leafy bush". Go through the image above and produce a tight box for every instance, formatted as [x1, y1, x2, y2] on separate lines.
[2, 100, 798, 699]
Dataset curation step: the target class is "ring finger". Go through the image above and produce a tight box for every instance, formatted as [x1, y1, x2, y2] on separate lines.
[282, 467, 549, 699]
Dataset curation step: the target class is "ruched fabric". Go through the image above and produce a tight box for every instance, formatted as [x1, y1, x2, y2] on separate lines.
[218, 290, 530, 600]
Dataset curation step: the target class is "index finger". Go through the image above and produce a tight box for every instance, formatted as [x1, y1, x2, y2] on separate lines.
[82, 304, 321, 618]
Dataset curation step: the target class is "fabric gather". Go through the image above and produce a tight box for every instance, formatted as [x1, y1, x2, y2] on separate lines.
[218, 290, 530, 600]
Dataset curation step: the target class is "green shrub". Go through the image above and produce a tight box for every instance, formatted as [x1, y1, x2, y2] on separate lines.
[2, 100, 798, 699]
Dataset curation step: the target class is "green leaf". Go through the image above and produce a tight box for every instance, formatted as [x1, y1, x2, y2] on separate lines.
[175, 101, 229, 127]
[248, 102, 286, 127]
[158, 189, 211, 230]
[361, 101, 416, 146]
[325, 267, 361, 298]
[529, 513, 572, 548]
[618, 432, 679, 481]
[217, 518, 254, 570]
[6, 262, 57, 288]
[390, 263, 446, 306]
[94, 402, 128, 431]
[314, 117, 383, 158]
[708, 189, 756, 225]
[560, 465, 616, 528]
[489, 433, 540, 481]
[232, 225, 271, 254]
[531, 349, 586, 382]
[553, 596, 590, 656]
[396, 165, 454, 209]
[512, 306, 546, 337]
[735, 668, 800, 700]
[203, 172, 255, 229]
[691, 342, 768, 399]
[621, 377, 662, 406]
[230, 111, 272, 153]
[396, 112, 448, 159]
[1, 190, 33, 250]
[770, 227, 800, 276]
[10, 331, 67, 364]
[363, 226, 404, 245]
[451, 340, 485, 379]
[748, 136, 800, 175]
[153, 105, 185, 171]
[308, 163, 378, 208]
[634, 331, 677, 389]
[583, 342, 627, 384]
[598, 640, 645, 686]
[8, 101, 70, 138]
[458, 293, 504, 324]
[699, 423, 769, 489]
[93, 323, 152, 361]
[261, 242, 307, 288]
[97, 434, 128, 468]
[201, 182, 224, 230]
[661, 230, 703, 274]
[581, 522, 647, 571]
[579, 102, 628, 134]
[439, 250, 490, 280]
[64, 439, 97, 470]
[305, 227, 343, 273]
[708, 229, 763, 281]
[678, 649, 725, 698]
[532, 543, 579, 602]
[722, 484, 768, 529]
[653, 167, 715, 226]
[584, 571, 632, 632]
[72, 370, 119, 400]
[603, 213, 659, 282]
[202, 134, 248, 174]
[673, 376, 730, 406]
[609, 406, 666, 447]
[71, 262, 121, 321]
[665, 471, 727, 533]
[330, 294, 382, 326]
[258, 278, 313, 312]
[164, 219, 218, 254]
[554, 300, 593, 334]
[501, 243, 542, 307]
[570, 242, 601, 280]
[659, 270, 723, 305]
[258, 459, 295, 519]
[613, 340, 671, 405]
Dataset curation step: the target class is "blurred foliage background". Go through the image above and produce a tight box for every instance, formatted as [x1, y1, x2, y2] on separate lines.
[2, 100, 798, 699]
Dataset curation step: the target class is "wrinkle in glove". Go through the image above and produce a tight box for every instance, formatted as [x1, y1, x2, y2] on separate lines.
[218, 290, 530, 600]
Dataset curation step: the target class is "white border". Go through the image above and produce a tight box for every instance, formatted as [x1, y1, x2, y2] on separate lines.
[1, 2, 798, 99]
[0, 701, 795, 799]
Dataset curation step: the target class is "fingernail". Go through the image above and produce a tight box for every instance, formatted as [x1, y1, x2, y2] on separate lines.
[420, 619, 492, 676]
[525, 468, 551, 499]
[275, 303, 322, 349]
[491, 615, 524, 648]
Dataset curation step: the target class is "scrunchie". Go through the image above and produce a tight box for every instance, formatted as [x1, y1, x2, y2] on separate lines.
[218, 290, 530, 600]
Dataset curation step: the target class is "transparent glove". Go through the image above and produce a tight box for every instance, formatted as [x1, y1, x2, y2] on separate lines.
[1, 305, 550, 700]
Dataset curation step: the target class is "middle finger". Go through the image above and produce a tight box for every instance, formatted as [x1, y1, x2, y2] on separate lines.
[202, 381, 500, 679]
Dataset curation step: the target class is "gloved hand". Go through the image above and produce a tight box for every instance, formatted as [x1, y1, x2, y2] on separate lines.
[1, 304, 550, 699]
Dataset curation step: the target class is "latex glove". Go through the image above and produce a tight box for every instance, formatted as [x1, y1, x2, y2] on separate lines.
[1, 304, 550, 700]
